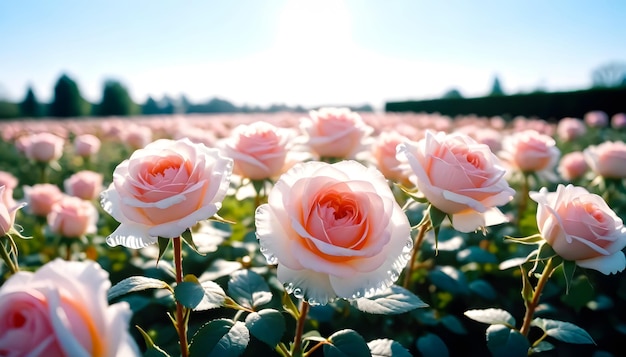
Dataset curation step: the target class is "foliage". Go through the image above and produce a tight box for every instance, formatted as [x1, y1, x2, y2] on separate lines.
[1, 112, 626, 356]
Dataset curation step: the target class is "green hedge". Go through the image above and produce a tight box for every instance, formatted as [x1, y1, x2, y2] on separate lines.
[385, 87, 626, 121]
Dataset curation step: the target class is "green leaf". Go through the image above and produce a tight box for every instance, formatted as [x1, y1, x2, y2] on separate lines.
[107, 276, 170, 302]
[504, 233, 544, 245]
[181, 227, 204, 256]
[562, 259, 577, 294]
[468, 280, 497, 300]
[189, 319, 250, 357]
[531, 341, 554, 353]
[244, 309, 285, 348]
[195, 280, 227, 311]
[367, 338, 411, 357]
[282, 290, 300, 320]
[157, 236, 171, 265]
[353, 285, 428, 315]
[428, 266, 470, 295]
[440, 315, 467, 335]
[174, 280, 205, 309]
[324, 329, 372, 357]
[428, 204, 447, 228]
[520, 265, 534, 305]
[486, 324, 529, 357]
[395, 183, 428, 203]
[535, 243, 557, 261]
[367, 338, 412, 357]
[416, 333, 449, 357]
[228, 270, 272, 309]
[429, 204, 447, 253]
[135, 325, 169, 357]
[456, 246, 497, 264]
[531, 318, 595, 344]
[561, 275, 594, 311]
[464, 309, 516, 327]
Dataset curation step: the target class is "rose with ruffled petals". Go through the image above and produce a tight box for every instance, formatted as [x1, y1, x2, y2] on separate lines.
[397, 130, 515, 233]
[583, 140, 626, 179]
[530, 184, 626, 275]
[24, 132, 65, 163]
[74, 134, 101, 158]
[255, 160, 412, 305]
[100, 138, 233, 248]
[23, 183, 64, 217]
[300, 107, 373, 159]
[65, 170, 104, 200]
[219, 121, 305, 180]
[48, 196, 98, 238]
[370, 131, 412, 186]
[0, 258, 139, 356]
[1, 185, 25, 237]
[499, 129, 561, 181]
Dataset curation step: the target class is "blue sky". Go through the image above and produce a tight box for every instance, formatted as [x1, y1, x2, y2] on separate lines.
[1, 0, 625, 109]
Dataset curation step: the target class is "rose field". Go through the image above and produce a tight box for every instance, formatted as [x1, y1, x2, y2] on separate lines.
[2, 108, 626, 357]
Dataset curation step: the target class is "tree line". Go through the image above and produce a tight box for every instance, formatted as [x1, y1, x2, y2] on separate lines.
[0, 74, 373, 120]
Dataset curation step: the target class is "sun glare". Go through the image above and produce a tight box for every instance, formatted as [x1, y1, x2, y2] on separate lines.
[273, 0, 354, 54]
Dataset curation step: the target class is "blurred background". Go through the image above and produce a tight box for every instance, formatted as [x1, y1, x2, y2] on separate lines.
[1, 0, 625, 119]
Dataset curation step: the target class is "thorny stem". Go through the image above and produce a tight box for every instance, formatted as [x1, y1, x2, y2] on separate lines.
[402, 219, 431, 288]
[173, 237, 189, 357]
[292, 300, 310, 357]
[520, 257, 555, 337]
[1, 236, 19, 274]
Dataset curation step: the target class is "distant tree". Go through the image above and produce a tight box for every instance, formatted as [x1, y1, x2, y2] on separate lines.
[142, 96, 161, 115]
[19, 85, 42, 117]
[0, 100, 20, 120]
[489, 76, 505, 96]
[159, 95, 176, 115]
[591, 61, 626, 88]
[442, 88, 464, 99]
[178, 95, 191, 114]
[99, 80, 137, 116]
[49, 74, 88, 117]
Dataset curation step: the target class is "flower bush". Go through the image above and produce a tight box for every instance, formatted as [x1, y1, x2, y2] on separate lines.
[0, 108, 625, 356]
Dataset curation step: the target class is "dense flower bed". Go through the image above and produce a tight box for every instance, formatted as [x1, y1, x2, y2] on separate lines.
[1, 109, 626, 357]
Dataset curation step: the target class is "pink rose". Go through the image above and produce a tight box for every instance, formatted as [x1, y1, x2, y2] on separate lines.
[74, 134, 101, 157]
[0, 171, 18, 192]
[300, 107, 373, 159]
[255, 160, 411, 304]
[611, 113, 626, 129]
[0, 258, 139, 356]
[556, 117, 587, 142]
[47, 196, 98, 238]
[23, 184, 64, 217]
[100, 138, 233, 248]
[24, 132, 65, 162]
[558, 151, 589, 181]
[219, 121, 299, 180]
[370, 131, 412, 185]
[584, 110, 609, 128]
[499, 130, 560, 181]
[1, 186, 24, 236]
[124, 125, 153, 150]
[530, 184, 626, 274]
[398, 130, 514, 232]
[584, 141, 626, 179]
[64, 170, 104, 200]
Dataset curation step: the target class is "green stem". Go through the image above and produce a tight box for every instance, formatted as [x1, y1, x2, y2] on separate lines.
[173, 237, 189, 357]
[520, 258, 555, 337]
[275, 342, 291, 357]
[292, 300, 310, 357]
[1, 236, 19, 274]
[402, 220, 431, 288]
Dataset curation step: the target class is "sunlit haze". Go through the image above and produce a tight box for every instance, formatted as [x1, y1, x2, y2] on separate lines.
[1, 0, 625, 109]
